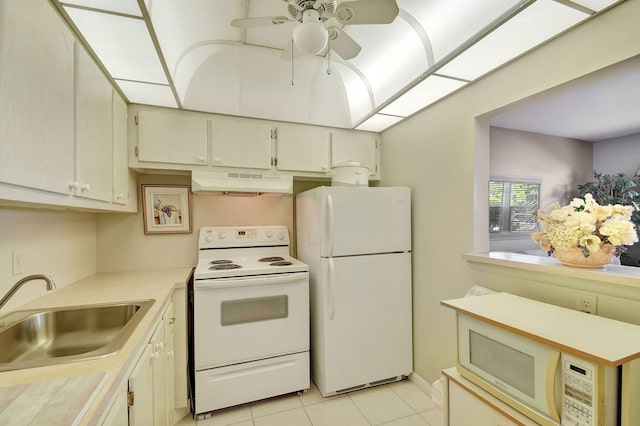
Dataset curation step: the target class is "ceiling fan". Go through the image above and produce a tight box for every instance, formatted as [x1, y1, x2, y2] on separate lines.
[231, 0, 399, 60]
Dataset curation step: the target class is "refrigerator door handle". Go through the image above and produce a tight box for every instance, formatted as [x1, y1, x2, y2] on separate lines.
[328, 258, 336, 320]
[327, 194, 335, 257]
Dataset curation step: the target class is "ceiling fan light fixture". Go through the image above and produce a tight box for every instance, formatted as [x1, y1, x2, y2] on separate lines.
[292, 9, 328, 55]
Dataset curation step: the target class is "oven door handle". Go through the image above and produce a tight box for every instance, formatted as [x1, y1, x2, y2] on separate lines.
[194, 272, 308, 289]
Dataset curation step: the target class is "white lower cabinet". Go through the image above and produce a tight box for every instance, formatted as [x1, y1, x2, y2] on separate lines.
[445, 369, 538, 426]
[103, 301, 176, 425]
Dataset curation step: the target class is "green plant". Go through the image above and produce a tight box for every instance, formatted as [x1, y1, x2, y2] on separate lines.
[578, 172, 640, 225]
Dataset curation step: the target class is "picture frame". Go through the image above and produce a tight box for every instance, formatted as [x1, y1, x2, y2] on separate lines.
[141, 184, 192, 234]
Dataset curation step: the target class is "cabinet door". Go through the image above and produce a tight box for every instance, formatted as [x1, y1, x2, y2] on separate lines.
[275, 125, 331, 173]
[137, 110, 208, 166]
[112, 91, 130, 205]
[0, 0, 75, 194]
[172, 288, 188, 410]
[449, 381, 519, 426]
[101, 386, 128, 426]
[151, 318, 167, 426]
[331, 130, 378, 175]
[211, 117, 272, 170]
[164, 302, 175, 425]
[128, 344, 154, 425]
[75, 43, 113, 202]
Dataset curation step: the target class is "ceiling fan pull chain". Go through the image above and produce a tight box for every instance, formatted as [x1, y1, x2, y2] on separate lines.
[291, 39, 295, 86]
[326, 26, 332, 76]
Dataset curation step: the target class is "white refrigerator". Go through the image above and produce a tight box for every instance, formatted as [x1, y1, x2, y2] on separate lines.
[296, 186, 412, 397]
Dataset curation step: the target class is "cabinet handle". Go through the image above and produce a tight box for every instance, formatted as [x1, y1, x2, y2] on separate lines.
[213, 157, 221, 164]
[80, 183, 91, 192]
[150, 351, 158, 360]
[68, 181, 79, 191]
[115, 193, 124, 200]
[197, 156, 206, 163]
[169, 317, 175, 325]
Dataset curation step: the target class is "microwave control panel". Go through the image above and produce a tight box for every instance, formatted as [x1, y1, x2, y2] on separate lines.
[561, 353, 596, 426]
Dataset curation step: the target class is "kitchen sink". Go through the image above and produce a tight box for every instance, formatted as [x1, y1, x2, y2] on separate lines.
[0, 299, 155, 371]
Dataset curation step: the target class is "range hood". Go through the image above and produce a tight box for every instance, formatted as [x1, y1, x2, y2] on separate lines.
[191, 171, 293, 195]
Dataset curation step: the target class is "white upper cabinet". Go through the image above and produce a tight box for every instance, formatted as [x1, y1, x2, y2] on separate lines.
[275, 125, 331, 173]
[136, 110, 208, 166]
[0, 0, 75, 194]
[112, 91, 129, 205]
[211, 116, 272, 170]
[74, 43, 113, 202]
[331, 130, 379, 176]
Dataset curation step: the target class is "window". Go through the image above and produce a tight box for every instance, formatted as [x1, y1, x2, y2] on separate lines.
[489, 179, 540, 235]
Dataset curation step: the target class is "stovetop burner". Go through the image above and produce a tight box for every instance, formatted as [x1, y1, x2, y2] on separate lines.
[259, 256, 285, 262]
[270, 260, 293, 266]
[210, 260, 233, 265]
[209, 263, 242, 270]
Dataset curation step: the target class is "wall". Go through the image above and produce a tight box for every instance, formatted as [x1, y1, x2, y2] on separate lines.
[593, 132, 640, 176]
[96, 174, 323, 272]
[489, 127, 593, 252]
[379, 0, 640, 385]
[0, 207, 97, 313]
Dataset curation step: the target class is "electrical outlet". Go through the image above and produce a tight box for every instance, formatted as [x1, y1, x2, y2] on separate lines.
[12, 249, 24, 276]
[577, 293, 598, 314]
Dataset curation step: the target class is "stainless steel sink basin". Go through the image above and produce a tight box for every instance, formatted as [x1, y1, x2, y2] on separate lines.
[0, 299, 155, 371]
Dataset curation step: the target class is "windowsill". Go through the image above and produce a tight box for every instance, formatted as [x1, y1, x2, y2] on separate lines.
[464, 252, 640, 300]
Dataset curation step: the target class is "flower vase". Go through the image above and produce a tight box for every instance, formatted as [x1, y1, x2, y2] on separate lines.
[552, 245, 615, 268]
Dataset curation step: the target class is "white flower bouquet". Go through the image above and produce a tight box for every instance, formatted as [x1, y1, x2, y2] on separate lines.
[531, 193, 638, 259]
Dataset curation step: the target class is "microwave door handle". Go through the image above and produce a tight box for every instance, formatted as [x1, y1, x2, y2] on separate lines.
[545, 350, 561, 423]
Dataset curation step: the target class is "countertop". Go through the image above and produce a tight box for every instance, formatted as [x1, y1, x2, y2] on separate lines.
[464, 252, 640, 299]
[0, 267, 193, 425]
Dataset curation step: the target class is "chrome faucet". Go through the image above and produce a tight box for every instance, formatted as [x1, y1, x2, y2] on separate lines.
[0, 274, 57, 311]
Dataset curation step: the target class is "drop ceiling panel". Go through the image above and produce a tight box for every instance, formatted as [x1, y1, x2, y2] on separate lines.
[64, 7, 167, 84]
[380, 75, 467, 117]
[116, 80, 177, 108]
[346, 18, 428, 106]
[148, 0, 245, 74]
[399, 0, 525, 64]
[572, 0, 620, 11]
[437, 0, 589, 81]
[61, 0, 141, 16]
[356, 114, 403, 132]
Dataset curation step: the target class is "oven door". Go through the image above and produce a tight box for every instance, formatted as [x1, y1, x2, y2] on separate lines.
[194, 271, 309, 370]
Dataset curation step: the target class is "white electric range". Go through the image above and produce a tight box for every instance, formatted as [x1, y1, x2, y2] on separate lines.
[188, 226, 310, 418]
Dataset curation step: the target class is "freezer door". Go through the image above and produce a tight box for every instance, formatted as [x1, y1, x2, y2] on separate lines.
[319, 187, 411, 257]
[312, 252, 413, 395]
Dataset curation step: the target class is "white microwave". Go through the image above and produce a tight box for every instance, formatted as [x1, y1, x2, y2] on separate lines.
[457, 314, 619, 426]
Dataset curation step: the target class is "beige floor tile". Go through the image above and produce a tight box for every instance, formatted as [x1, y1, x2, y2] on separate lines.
[299, 382, 331, 406]
[349, 386, 414, 425]
[380, 413, 430, 426]
[420, 409, 444, 426]
[254, 408, 311, 426]
[250, 393, 302, 418]
[196, 405, 252, 426]
[390, 381, 435, 413]
[305, 397, 370, 426]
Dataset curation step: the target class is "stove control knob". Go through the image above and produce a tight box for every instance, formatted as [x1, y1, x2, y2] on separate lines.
[265, 230, 273, 238]
[277, 231, 285, 240]
[218, 231, 227, 239]
[204, 231, 214, 243]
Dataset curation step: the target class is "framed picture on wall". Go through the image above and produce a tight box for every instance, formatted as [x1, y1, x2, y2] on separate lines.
[141, 184, 192, 234]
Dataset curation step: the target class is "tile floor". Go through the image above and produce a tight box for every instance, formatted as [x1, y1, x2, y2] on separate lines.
[176, 380, 443, 426]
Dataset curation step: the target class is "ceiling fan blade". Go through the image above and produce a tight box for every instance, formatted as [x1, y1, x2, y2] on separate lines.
[328, 26, 361, 60]
[335, 0, 399, 25]
[231, 16, 292, 29]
